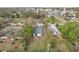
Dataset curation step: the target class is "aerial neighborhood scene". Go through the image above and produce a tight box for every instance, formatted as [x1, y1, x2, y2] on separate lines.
[0, 8, 79, 52]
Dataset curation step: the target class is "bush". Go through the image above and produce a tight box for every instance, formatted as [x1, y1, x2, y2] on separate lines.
[21, 24, 34, 50]
[50, 38, 57, 48]
[27, 39, 48, 52]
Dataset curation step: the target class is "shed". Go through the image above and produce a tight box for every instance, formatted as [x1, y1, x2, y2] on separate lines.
[48, 23, 61, 36]
[33, 26, 43, 36]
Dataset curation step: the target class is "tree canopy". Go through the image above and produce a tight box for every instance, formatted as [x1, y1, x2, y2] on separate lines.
[21, 24, 34, 50]
[59, 22, 79, 44]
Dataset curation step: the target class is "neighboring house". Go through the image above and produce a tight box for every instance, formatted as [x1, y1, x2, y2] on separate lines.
[33, 26, 43, 37]
[48, 23, 61, 36]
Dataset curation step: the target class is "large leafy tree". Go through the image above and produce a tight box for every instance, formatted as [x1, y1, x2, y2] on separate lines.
[59, 22, 79, 44]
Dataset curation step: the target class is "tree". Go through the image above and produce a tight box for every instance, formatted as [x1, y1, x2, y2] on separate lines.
[23, 10, 37, 18]
[21, 24, 34, 50]
[59, 22, 79, 44]
[0, 18, 7, 28]
[47, 16, 56, 24]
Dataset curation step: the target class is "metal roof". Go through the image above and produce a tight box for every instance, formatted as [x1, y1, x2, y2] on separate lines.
[34, 26, 43, 34]
[48, 24, 61, 35]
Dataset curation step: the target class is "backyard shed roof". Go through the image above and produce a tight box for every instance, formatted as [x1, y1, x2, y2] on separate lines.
[34, 26, 43, 34]
[48, 23, 61, 35]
